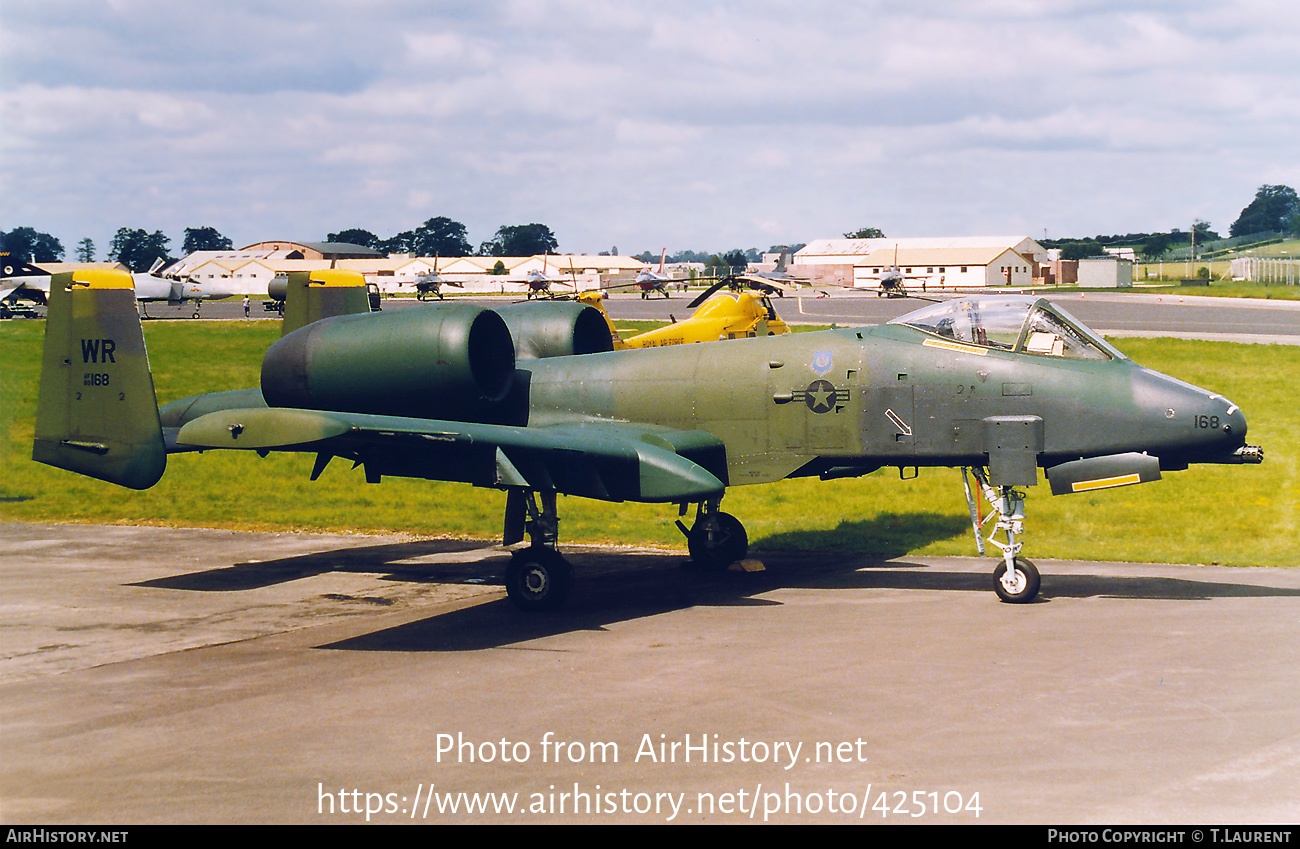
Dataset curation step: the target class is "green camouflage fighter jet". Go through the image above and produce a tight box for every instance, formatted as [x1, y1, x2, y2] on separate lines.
[34, 269, 1262, 610]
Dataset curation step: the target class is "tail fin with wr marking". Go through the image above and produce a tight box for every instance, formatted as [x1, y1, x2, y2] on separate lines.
[33, 270, 166, 489]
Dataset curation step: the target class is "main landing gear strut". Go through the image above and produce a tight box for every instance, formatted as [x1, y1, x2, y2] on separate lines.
[502, 490, 574, 611]
[500, 491, 751, 611]
[676, 497, 748, 570]
[963, 467, 1041, 603]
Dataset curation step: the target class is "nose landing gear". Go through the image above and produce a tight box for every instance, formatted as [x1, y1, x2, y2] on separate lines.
[963, 467, 1042, 603]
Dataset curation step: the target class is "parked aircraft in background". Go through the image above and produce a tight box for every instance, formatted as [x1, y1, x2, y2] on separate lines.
[618, 288, 790, 348]
[2, 253, 240, 318]
[633, 249, 674, 298]
[414, 257, 464, 300]
[859, 246, 932, 298]
[733, 249, 800, 296]
[523, 256, 578, 299]
[549, 283, 791, 349]
[1, 253, 50, 317]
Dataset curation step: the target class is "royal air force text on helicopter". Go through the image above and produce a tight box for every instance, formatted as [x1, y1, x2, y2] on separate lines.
[32, 268, 1262, 611]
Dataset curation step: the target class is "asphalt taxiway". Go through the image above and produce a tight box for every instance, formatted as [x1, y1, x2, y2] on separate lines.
[2, 522, 1297, 824]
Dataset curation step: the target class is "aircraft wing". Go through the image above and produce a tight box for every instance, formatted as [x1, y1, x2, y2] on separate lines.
[168, 405, 728, 503]
[1, 281, 50, 305]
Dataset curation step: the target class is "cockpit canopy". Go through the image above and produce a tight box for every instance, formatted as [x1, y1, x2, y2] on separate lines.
[889, 296, 1126, 361]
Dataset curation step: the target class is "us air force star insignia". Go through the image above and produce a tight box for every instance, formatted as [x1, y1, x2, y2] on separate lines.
[794, 379, 847, 414]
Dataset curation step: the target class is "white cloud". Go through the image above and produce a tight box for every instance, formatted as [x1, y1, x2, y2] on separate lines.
[2, 0, 1298, 253]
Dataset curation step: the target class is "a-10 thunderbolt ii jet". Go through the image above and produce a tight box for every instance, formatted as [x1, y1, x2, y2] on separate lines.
[33, 269, 1262, 610]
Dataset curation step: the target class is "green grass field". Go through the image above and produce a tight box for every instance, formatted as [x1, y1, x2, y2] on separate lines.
[1134, 279, 1300, 300]
[2, 320, 1297, 566]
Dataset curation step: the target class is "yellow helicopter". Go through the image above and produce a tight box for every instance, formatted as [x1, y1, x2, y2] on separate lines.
[575, 276, 794, 350]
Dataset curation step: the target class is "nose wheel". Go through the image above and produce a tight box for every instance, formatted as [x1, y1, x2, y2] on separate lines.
[993, 557, 1040, 604]
[963, 468, 1042, 604]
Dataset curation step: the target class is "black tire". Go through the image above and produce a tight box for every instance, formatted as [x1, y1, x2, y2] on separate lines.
[505, 547, 574, 611]
[993, 557, 1041, 603]
[687, 512, 748, 570]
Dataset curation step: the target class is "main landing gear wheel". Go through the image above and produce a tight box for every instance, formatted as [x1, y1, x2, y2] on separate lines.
[993, 557, 1040, 604]
[687, 512, 748, 571]
[505, 546, 574, 612]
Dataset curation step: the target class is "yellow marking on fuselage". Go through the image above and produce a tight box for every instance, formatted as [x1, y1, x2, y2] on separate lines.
[1071, 473, 1143, 492]
[923, 338, 988, 356]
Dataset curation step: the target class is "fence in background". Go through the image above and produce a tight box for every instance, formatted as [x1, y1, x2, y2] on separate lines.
[1230, 257, 1299, 285]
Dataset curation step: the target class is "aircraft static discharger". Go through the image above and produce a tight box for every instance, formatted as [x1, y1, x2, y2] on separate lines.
[34, 270, 1262, 609]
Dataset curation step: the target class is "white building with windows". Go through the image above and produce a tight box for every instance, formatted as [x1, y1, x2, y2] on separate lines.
[794, 236, 1047, 289]
[161, 243, 650, 295]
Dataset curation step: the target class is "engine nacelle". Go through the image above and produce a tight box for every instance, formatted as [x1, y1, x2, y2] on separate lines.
[261, 303, 515, 419]
[267, 275, 288, 303]
[494, 301, 615, 359]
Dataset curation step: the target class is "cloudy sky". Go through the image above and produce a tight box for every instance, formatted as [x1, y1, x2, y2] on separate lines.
[2, 0, 1297, 258]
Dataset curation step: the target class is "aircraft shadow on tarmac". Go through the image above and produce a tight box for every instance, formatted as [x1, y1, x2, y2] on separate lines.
[132, 512, 968, 594]
[131, 539, 501, 592]
[124, 514, 1298, 653]
[317, 550, 1300, 653]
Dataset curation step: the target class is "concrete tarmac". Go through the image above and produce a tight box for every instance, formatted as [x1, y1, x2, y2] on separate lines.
[2, 522, 1297, 824]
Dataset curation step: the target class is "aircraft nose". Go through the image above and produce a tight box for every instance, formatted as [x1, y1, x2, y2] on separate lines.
[1133, 367, 1246, 457]
[1221, 399, 1247, 443]
[1181, 386, 1247, 456]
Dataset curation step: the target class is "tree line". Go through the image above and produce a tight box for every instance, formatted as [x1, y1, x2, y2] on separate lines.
[327, 218, 558, 259]
[630, 246, 807, 272]
[5, 185, 1295, 274]
[0, 218, 565, 274]
[1044, 185, 1300, 260]
[0, 226, 234, 272]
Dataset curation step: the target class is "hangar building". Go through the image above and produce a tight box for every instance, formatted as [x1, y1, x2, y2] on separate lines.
[794, 236, 1048, 289]
[161, 242, 648, 295]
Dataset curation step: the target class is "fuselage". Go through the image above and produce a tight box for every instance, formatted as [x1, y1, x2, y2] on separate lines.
[622, 291, 790, 349]
[523, 310, 1247, 487]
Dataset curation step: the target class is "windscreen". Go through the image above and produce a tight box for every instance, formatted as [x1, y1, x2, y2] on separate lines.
[890, 297, 1122, 360]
